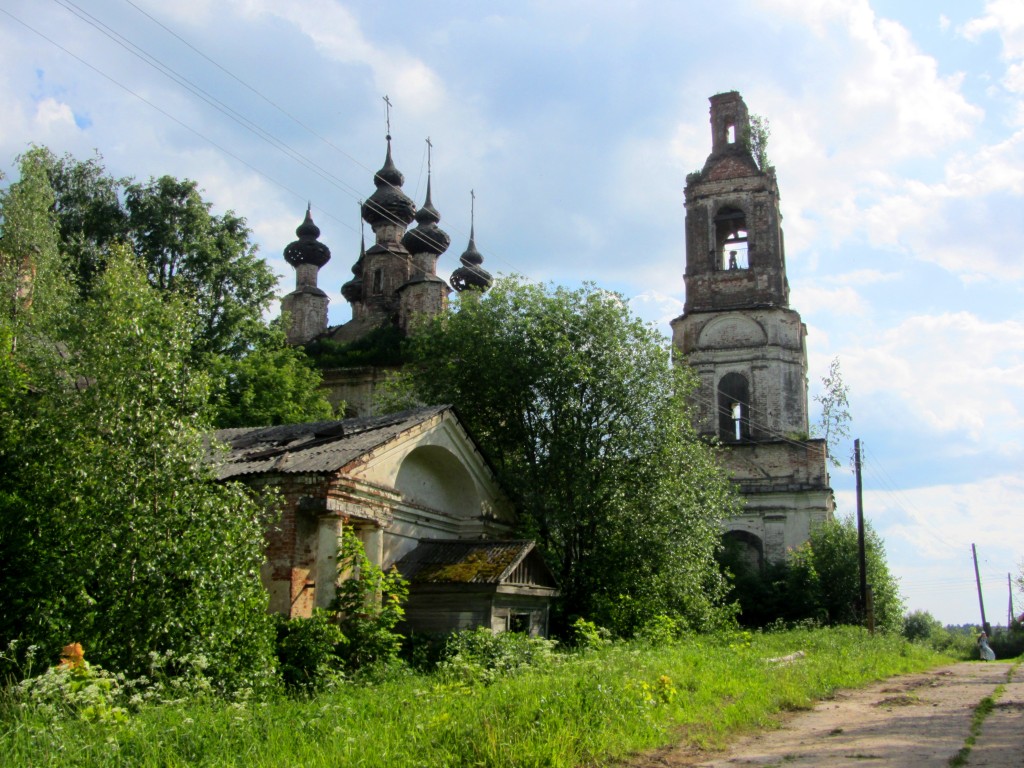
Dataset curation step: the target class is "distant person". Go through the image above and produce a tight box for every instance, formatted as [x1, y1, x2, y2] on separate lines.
[977, 631, 996, 661]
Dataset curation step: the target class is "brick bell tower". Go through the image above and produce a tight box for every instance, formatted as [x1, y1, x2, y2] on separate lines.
[671, 91, 833, 567]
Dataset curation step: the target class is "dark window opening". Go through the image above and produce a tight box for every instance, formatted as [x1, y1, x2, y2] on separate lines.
[714, 206, 749, 270]
[509, 613, 530, 634]
[718, 372, 750, 442]
[372, 268, 383, 295]
[722, 530, 764, 573]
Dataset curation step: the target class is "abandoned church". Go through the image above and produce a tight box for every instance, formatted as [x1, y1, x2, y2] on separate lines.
[220, 90, 833, 635]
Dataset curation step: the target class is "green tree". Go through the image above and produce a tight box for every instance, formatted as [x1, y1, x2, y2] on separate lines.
[814, 356, 851, 468]
[743, 114, 771, 171]
[210, 322, 334, 428]
[903, 609, 942, 642]
[34, 147, 128, 296]
[123, 175, 276, 360]
[23, 147, 332, 427]
[0, 245, 277, 688]
[388, 278, 739, 635]
[787, 516, 904, 633]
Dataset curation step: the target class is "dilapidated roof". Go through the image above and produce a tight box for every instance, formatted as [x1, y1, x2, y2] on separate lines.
[212, 405, 450, 479]
[395, 539, 557, 588]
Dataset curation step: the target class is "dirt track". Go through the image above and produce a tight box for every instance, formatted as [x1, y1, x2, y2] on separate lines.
[623, 661, 1022, 767]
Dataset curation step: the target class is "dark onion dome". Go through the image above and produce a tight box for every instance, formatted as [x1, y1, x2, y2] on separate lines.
[450, 225, 492, 292]
[361, 138, 415, 228]
[341, 231, 366, 303]
[402, 177, 450, 256]
[283, 206, 331, 268]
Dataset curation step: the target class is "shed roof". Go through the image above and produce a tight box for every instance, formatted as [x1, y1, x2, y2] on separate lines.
[395, 539, 556, 587]
[212, 405, 450, 479]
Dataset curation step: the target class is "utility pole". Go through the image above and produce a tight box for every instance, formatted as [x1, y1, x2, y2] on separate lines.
[1009, 573, 1015, 628]
[972, 543, 989, 634]
[854, 439, 868, 622]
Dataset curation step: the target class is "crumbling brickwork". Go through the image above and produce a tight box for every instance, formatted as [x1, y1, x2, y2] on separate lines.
[671, 92, 833, 564]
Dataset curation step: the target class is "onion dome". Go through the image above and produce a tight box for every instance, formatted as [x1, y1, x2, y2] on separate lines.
[361, 137, 415, 228]
[283, 205, 331, 268]
[402, 177, 450, 256]
[451, 222, 492, 292]
[341, 229, 365, 303]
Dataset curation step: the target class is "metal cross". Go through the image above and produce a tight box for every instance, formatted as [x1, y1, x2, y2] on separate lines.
[426, 136, 433, 174]
[383, 94, 392, 137]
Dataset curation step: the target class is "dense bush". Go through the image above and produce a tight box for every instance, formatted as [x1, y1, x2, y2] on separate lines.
[274, 611, 346, 693]
[437, 627, 559, 683]
[903, 610, 943, 642]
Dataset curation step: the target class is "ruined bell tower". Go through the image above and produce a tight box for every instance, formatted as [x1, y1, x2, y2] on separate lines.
[671, 91, 833, 566]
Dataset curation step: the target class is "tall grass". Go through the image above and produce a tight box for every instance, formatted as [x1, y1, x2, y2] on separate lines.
[1, 627, 950, 767]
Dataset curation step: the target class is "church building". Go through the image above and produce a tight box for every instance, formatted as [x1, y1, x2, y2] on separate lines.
[671, 91, 834, 567]
[279, 134, 491, 417]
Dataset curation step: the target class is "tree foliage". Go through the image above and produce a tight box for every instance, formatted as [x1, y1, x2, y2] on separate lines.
[743, 114, 771, 171]
[790, 517, 902, 632]
[813, 356, 851, 468]
[0, 156, 278, 688]
[387, 278, 740, 636]
[722, 516, 903, 634]
[17, 146, 331, 427]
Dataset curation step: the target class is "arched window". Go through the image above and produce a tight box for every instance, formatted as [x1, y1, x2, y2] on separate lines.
[714, 206, 749, 270]
[722, 529, 764, 572]
[718, 372, 750, 442]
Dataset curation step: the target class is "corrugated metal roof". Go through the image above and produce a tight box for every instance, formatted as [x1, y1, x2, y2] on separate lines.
[395, 539, 538, 584]
[211, 405, 450, 479]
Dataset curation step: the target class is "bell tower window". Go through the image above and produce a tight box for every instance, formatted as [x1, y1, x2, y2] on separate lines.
[718, 372, 750, 442]
[372, 268, 384, 295]
[727, 123, 736, 144]
[714, 206, 748, 270]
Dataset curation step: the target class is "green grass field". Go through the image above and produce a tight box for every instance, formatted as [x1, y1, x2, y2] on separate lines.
[0, 627, 951, 767]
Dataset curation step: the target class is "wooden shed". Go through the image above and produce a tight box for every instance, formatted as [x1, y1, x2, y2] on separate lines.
[395, 539, 559, 637]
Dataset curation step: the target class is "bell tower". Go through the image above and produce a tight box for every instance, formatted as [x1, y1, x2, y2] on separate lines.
[671, 91, 832, 566]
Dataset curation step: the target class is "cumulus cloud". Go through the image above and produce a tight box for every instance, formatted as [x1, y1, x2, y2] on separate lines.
[841, 312, 1024, 443]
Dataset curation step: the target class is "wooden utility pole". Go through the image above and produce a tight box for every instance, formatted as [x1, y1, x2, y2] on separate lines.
[854, 439, 868, 621]
[1009, 573, 1015, 627]
[972, 543, 990, 634]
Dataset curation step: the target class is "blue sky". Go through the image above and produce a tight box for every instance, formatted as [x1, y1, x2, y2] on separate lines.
[2, 0, 1022, 626]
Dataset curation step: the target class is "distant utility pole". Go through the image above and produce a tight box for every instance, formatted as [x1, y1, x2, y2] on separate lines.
[854, 439, 868, 622]
[1009, 573, 1015, 627]
[972, 543, 989, 634]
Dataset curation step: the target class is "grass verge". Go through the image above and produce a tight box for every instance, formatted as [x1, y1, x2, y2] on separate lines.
[1, 626, 951, 767]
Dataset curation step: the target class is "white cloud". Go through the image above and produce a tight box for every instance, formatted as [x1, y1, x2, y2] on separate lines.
[835, 474, 1024, 623]
[962, 0, 1024, 60]
[843, 312, 1024, 442]
[236, 0, 446, 118]
[629, 290, 684, 330]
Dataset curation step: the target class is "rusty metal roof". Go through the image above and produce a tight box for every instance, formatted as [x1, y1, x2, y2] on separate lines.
[395, 539, 556, 587]
[211, 405, 450, 479]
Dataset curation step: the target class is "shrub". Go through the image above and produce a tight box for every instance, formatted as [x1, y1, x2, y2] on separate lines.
[635, 614, 683, 646]
[15, 643, 126, 723]
[903, 610, 943, 643]
[566, 617, 612, 651]
[331, 528, 409, 674]
[274, 610, 346, 693]
[436, 627, 558, 683]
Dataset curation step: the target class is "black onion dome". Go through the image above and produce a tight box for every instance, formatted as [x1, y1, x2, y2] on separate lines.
[361, 138, 415, 228]
[283, 206, 331, 268]
[402, 178, 450, 256]
[451, 226, 492, 291]
[341, 233, 365, 303]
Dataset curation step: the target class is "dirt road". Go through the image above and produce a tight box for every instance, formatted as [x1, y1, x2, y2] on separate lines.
[624, 661, 1022, 767]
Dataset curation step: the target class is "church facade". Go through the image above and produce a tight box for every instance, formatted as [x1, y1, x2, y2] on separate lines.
[671, 91, 834, 566]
